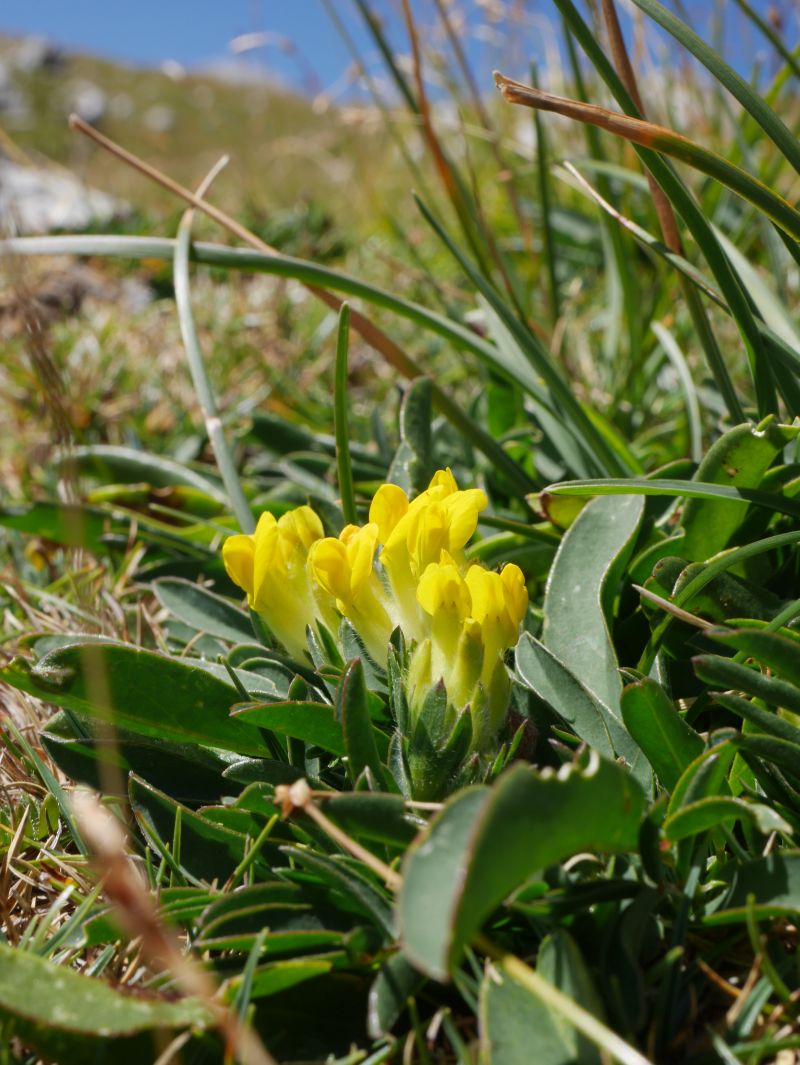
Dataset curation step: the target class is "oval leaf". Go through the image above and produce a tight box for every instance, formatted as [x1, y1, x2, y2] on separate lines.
[398, 756, 645, 980]
[543, 492, 644, 716]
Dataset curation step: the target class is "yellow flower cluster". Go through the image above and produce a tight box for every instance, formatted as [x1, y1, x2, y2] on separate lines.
[222, 470, 528, 743]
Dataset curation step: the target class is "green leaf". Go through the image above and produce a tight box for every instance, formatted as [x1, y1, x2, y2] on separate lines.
[66, 443, 228, 502]
[398, 757, 645, 980]
[545, 476, 800, 522]
[515, 635, 648, 787]
[322, 792, 420, 849]
[338, 659, 388, 787]
[515, 635, 615, 757]
[705, 852, 800, 925]
[693, 655, 800, 717]
[734, 733, 800, 778]
[224, 957, 337, 1002]
[0, 941, 211, 1065]
[0, 501, 112, 553]
[232, 701, 344, 755]
[667, 740, 737, 815]
[196, 882, 355, 953]
[479, 930, 604, 1065]
[388, 377, 433, 495]
[670, 565, 783, 625]
[153, 578, 254, 644]
[368, 952, 425, 1038]
[663, 795, 791, 842]
[281, 846, 394, 937]
[1, 644, 268, 756]
[679, 421, 795, 561]
[130, 775, 277, 883]
[708, 627, 800, 686]
[620, 679, 704, 792]
[41, 711, 232, 804]
[710, 691, 800, 748]
[542, 493, 644, 715]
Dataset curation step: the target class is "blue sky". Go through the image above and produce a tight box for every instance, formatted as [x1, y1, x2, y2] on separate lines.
[0, 1, 794, 96]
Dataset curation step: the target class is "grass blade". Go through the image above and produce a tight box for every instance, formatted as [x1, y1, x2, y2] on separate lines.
[494, 75, 800, 245]
[334, 303, 357, 526]
[414, 195, 631, 477]
[173, 210, 254, 534]
[531, 64, 561, 325]
[561, 161, 800, 394]
[545, 477, 800, 521]
[650, 322, 703, 462]
[629, 0, 800, 175]
[551, 0, 772, 417]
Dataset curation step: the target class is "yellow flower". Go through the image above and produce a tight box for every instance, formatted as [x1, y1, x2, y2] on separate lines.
[377, 470, 487, 572]
[223, 506, 332, 661]
[416, 555, 471, 685]
[413, 557, 528, 750]
[308, 522, 394, 662]
[369, 482, 409, 544]
[221, 472, 525, 733]
[371, 469, 487, 640]
[465, 563, 528, 681]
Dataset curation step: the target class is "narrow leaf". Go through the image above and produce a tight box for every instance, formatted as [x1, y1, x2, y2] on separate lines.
[620, 679, 704, 792]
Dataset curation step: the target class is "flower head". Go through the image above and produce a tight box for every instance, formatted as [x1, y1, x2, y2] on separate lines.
[308, 523, 393, 661]
[370, 469, 487, 641]
[222, 506, 332, 661]
[221, 472, 526, 758]
[412, 556, 528, 750]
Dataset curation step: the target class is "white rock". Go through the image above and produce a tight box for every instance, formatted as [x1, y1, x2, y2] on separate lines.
[142, 103, 175, 133]
[13, 36, 63, 73]
[0, 160, 129, 234]
[68, 80, 107, 124]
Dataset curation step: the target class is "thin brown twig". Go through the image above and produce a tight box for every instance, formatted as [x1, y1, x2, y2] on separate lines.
[633, 584, 713, 629]
[696, 957, 742, 1001]
[275, 779, 402, 890]
[598, 0, 683, 253]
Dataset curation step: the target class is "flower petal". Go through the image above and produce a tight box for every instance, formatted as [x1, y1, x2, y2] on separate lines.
[500, 563, 528, 627]
[369, 483, 409, 543]
[222, 534, 255, 599]
[279, 505, 325, 550]
[445, 489, 488, 551]
[346, 522, 379, 597]
[308, 537, 351, 604]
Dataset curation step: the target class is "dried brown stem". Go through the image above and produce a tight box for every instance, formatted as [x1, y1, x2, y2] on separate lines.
[72, 790, 276, 1065]
[599, 0, 683, 253]
[275, 779, 402, 890]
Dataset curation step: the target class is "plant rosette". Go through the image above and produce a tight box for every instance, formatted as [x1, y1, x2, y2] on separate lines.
[222, 469, 528, 800]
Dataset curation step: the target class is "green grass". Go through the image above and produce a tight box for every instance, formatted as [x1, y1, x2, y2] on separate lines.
[3, 3, 800, 1062]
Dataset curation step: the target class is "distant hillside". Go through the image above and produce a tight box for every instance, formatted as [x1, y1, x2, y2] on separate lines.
[0, 34, 395, 226]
